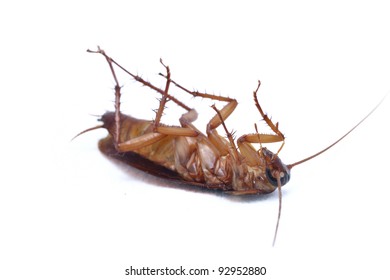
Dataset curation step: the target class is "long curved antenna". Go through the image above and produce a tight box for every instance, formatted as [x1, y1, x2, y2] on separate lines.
[287, 96, 386, 169]
[71, 125, 104, 141]
[272, 173, 282, 247]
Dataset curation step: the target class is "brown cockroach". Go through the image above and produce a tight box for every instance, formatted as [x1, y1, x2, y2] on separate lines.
[76, 47, 383, 246]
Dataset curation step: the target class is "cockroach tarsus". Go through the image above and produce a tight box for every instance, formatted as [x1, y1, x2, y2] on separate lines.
[76, 47, 383, 246]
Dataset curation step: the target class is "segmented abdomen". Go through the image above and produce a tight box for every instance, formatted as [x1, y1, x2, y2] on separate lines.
[101, 112, 234, 188]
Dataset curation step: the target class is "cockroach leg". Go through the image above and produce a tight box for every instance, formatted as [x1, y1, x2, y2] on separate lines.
[179, 109, 199, 130]
[238, 132, 284, 145]
[206, 100, 238, 156]
[151, 59, 199, 137]
[159, 75, 239, 156]
[110, 55, 193, 113]
[115, 117, 197, 154]
[90, 49, 200, 135]
[88, 48, 200, 153]
[117, 132, 167, 151]
[154, 126, 198, 137]
[253, 80, 285, 156]
[254, 123, 264, 152]
[152, 59, 171, 130]
[88, 48, 193, 112]
[210, 104, 240, 161]
[233, 82, 284, 166]
[87, 47, 122, 145]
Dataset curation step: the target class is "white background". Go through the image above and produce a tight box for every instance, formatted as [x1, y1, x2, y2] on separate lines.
[1, 1, 389, 279]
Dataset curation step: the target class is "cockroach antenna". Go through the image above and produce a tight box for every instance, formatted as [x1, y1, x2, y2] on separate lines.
[72, 124, 104, 141]
[287, 96, 386, 170]
[271, 95, 386, 245]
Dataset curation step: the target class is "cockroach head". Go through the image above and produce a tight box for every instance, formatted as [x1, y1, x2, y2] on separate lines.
[98, 111, 116, 129]
[262, 148, 291, 187]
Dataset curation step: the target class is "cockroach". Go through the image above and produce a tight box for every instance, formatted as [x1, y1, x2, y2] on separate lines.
[76, 47, 383, 246]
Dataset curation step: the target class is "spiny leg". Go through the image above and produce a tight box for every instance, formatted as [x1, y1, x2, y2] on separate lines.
[88, 48, 200, 134]
[159, 74, 239, 155]
[160, 72, 235, 103]
[206, 99, 238, 156]
[87, 47, 122, 147]
[254, 123, 263, 151]
[151, 59, 199, 137]
[152, 59, 171, 130]
[88, 47, 198, 153]
[253, 80, 285, 155]
[163, 78, 285, 155]
[159, 72, 238, 129]
[210, 105, 240, 161]
[236, 81, 285, 165]
[108, 53, 192, 112]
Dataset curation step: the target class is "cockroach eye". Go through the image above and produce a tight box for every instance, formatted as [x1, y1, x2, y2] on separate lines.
[266, 168, 290, 187]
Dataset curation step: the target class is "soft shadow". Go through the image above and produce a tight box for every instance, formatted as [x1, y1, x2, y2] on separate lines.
[99, 144, 281, 204]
